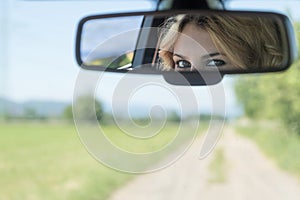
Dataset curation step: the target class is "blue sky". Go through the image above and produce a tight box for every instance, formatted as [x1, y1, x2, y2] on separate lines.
[0, 0, 299, 117]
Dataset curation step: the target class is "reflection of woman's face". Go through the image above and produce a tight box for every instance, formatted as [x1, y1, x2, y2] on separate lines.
[173, 23, 231, 71]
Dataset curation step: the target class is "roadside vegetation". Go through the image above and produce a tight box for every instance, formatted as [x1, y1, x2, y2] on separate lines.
[208, 148, 227, 183]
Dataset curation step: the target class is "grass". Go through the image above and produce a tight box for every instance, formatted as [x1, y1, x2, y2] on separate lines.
[208, 148, 227, 183]
[235, 121, 300, 179]
[0, 122, 131, 200]
[102, 122, 195, 153]
[0, 120, 206, 200]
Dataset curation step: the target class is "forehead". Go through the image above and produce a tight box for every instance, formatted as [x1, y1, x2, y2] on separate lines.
[174, 23, 218, 54]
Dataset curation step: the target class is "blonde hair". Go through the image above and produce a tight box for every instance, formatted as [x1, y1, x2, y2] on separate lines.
[158, 14, 283, 71]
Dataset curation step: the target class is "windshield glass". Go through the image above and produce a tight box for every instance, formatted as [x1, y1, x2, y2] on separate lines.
[1, 0, 300, 200]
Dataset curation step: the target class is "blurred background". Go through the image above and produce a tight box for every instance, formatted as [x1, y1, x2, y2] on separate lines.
[0, 0, 300, 199]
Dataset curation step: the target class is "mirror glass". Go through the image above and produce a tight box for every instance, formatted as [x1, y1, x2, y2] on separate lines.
[77, 11, 292, 73]
[80, 16, 143, 68]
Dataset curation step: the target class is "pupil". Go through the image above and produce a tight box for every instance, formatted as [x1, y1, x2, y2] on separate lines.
[178, 60, 191, 68]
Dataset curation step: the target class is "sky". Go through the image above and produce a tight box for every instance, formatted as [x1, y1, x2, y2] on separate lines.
[0, 0, 300, 118]
[227, 0, 300, 21]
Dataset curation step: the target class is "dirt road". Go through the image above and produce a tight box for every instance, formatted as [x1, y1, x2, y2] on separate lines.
[109, 127, 300, 200]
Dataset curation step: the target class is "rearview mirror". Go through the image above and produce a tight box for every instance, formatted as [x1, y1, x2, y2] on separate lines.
[75, 10, 297, 85]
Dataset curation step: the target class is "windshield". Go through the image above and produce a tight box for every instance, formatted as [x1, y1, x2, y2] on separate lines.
[1, 0, 300, 200]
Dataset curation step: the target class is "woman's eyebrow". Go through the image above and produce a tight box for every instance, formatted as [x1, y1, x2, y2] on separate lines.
[201, 52, 224, 59]
[173, 53, 189, 60]
[174, 52, 225, 60]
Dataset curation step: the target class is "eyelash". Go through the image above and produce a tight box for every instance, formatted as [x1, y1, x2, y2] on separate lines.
[175, 59, 226, 69]
[206, 59, 226, 67]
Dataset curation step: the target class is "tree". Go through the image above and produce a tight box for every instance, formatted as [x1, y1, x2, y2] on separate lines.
[63, 105, 73, 121]
[168, 110, 181, 122]
[24, 107, 37, 119]
[72, 95, 104, 122]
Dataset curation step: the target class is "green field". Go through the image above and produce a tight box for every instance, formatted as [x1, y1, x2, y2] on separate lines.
[235, 121, 300, 179]
[0, 121, 204, 200]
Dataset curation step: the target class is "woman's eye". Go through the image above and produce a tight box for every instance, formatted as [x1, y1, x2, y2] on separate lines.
[176, 60, 192, 68]
[206, 59, 226, 67]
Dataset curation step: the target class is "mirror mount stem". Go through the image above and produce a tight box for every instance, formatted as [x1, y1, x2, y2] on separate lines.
[171, 0, 209, 10]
